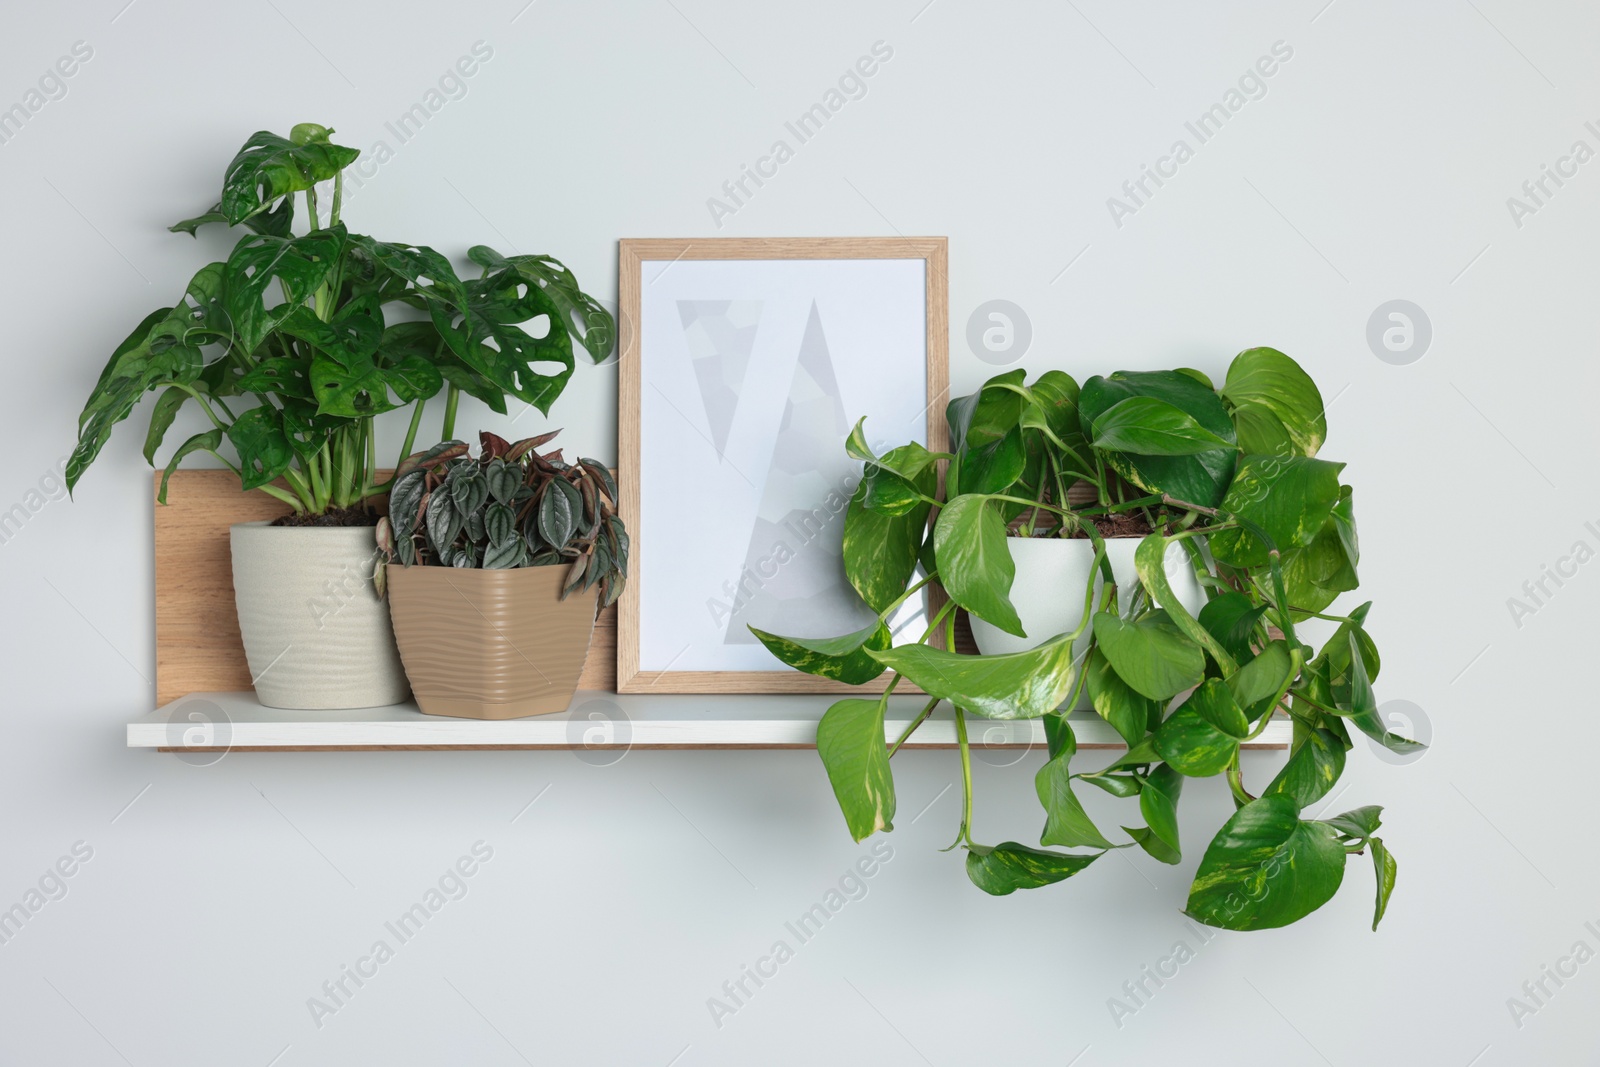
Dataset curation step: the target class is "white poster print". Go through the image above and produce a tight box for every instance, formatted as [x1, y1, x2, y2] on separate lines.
[638, 259, 928, 672]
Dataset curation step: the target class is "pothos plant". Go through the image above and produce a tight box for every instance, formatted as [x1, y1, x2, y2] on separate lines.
[66, 123, 614, 517]
[753, 348, 1421, 931]
[377, 431, 627, 607]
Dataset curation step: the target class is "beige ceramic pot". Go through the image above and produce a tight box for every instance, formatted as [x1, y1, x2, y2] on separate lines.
[229, 521, 410, 710]
[386, 564, 597, 719]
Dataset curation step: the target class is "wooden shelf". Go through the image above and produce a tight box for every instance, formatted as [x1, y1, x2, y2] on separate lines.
[129, 691, 1293, 752]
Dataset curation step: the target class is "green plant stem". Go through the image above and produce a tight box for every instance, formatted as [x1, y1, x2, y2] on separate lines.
[919, 599, 955, 646]
[953, 705, 974, 847]
[946, 608, 975, 848]
[1243, 648, 1302, 742]
[879, 573, 936, 622]
[304, 452, 325, 507]
[441, 384, 461, 440]
[1225, 756, 1253, 807]
[330, 170, 342, 227]
[161, 382, 232, 431]
[398, 397, 427, 468]
[889, 696, 940, 757]
[364, 418, 376, 490]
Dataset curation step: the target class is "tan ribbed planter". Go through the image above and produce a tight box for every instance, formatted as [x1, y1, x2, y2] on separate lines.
[386, 564, 598, 719]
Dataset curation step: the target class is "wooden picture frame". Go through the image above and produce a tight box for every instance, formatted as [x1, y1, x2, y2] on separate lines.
[616, 237, 948, 693]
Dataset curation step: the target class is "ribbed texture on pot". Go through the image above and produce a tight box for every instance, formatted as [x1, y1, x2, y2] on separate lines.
[386, 564, 597, 719]
[230, 522, 410, 710]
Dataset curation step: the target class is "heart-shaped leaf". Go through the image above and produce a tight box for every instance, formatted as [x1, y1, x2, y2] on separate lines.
[816, 697, 896, 841]
[871, 634, 1078, 720]
[748, 620, 892, 685]
[933, 495, 1024, 637]
[1092, 612, 1204, 701]
[965, 842, 1102, 896]
[1186, 795, 1347, 931]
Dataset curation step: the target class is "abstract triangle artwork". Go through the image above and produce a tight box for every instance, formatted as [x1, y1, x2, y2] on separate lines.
[721, 301, 878, 644]
[677, 300, 762, 460]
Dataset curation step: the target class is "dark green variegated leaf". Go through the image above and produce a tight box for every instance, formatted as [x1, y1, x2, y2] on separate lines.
[538, 479, 579, 549]
[426, 489, 462, 552]
[1277, 509, 1359, 616]
[1322, 805, 1384, 842]
[1185, 677, 1249, 738]
[1022, 370, 1087, 462]
[1079, 772, 1142, 798]
[1104, 735, 1160, 772]
[1370, 837, 1397, 930]
[1135, 533, 1235, 674]
[1209, 454, 1346, 567]
[1035, 718, 1116, 850]
[1338, 632, 1423, 756]
[871, 635, 1077, 720]
[388, 471, 426, 536]
[748, 620, 892, 685]
[1037, 763, 1116, 850]
[1078, 370, 1238, 506]
[956, 425, 1026, 496]
[1125, 826, 1180, 865]
[843, 449, 933, 614]
[1155, 703, 1238, 777]
[1089, 396, 1235, 456]
[965, 842, 1101, 896]
[1266, 727, 1345, 807]
[1092, 612, 1204, 701]
[1136, 763, 1184, 863]
[1185, 795, 1347, 931]
[947, 370, 1025, 454]
[485, 459, 520, 504]
[157, 429, 224, 504]
[1220, 347, 1326, 459]
[860, 464, 923, 515]
[483, 537, 525, 569]
[1198, 592, 1269, 666]
[451, 469, 489, 515]
[1086, 647, 1161, 746]
[484, 502, 515, 545]
[934, 495, 1023, 637]
[816, 698, 896, 841]
[225, 405, 293, 490]
[1228, 639, 1295, 722]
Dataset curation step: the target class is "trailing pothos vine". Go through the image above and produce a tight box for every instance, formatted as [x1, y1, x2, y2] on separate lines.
[755, 348, 1419, 931]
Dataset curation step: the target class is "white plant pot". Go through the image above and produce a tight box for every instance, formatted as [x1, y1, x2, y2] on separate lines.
[969, 536, 1205, 658]
[230, 521, 409, 710]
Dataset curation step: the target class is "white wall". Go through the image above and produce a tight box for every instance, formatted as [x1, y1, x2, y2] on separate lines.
[2, 1, 1595, 1062]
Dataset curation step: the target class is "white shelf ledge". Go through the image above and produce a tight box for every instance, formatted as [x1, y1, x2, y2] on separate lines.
[128, 691, 1293, 752]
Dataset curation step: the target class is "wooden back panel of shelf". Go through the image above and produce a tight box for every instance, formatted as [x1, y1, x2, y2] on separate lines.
[153, 470, 617, 706]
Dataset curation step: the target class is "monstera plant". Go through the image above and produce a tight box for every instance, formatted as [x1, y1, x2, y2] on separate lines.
[66, 122, 614, 516]
[755, 348, 1418, 931]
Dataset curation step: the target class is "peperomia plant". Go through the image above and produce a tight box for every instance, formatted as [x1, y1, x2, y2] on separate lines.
[755, 348, 1418, 931]
[66, 123, 614, 517]
[377, 431, 627, 607]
